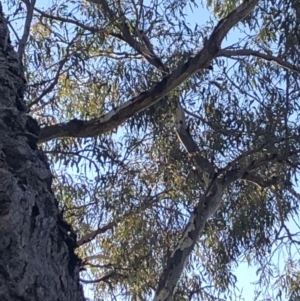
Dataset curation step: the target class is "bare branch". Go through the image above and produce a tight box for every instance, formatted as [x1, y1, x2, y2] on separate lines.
[28, 55, 70, 107]
[39, 0, 260, 144]
[88, 0, 168, 72]
[175, 102, 215, 187]
[218, 49, 300, 73]
[77, 191, 165, 246]
[77, 222, 115, 247]
[34, 7, 105, 34]
[80, 272, 124, 284]
[241, 172, 279, 189]
[7, 21, 20, 43]
[154, 178, 225, 301]
[18, 0, 36, 58]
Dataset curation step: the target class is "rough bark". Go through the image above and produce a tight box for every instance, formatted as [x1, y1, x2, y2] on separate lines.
[0, 5, 85, 301]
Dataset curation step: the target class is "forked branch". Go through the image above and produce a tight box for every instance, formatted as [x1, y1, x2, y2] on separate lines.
[175, 101, 215, 187]
[39, 0, 260, 144]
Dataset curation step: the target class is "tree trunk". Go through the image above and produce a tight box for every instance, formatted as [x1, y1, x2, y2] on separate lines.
[0, 6, 85, 301]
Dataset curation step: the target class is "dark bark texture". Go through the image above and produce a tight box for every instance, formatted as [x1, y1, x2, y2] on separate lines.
[0, 5, 85, 301]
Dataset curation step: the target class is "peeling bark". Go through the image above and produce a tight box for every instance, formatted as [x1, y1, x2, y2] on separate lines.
[35, 1, 261, 300]
[0, 6, 85, 301]
[152, 101, 227, 301]
[174, 103, 215, 187]
[151, 2, 261, 298]
[154, 182, 225, 301]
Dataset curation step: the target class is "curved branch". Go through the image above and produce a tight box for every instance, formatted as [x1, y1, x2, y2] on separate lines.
[154, 180, 225, 301]
[152, 5, 261, 298]
[39, 0, 260, 144]
[90, 0, 168, 72]
[175, 102, 215, 187]
[34, 7, 105, 34]
[18, 0, 36, 58]
[77, 222, 115, 247]
[218, 49, 300, 73]
[241, 172, 280, 188]
[80, 272, 124, 284]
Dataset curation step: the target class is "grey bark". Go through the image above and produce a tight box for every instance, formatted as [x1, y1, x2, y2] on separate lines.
[39, 0, 260, 144]
[154, 182, 225, 301]
[151, 0, 261, 294]
[0, 0, 261, 300]
[0, 5, 85, 301]
[152, 102, 227, 301]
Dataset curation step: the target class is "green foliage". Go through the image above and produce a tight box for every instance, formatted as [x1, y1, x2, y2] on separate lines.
[4, 0, 300, 300]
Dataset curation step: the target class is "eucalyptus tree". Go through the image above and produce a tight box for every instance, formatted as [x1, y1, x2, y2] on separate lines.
[1, 0, 300, 300]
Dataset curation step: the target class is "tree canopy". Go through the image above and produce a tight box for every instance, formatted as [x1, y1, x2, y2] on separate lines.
[4, 0, 300, 300]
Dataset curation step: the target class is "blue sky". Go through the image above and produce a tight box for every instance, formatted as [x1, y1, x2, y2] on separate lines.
[4, 0, 300, 299]
[183, 2, 300, 301]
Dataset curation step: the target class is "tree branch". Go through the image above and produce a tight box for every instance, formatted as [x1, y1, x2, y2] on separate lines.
[39, 0, 260, 144]
[241, 172, 280, 189]
[208, 0, 260, 48]
[28, 54, 71, 108]
[18, 0, 36, 58]
[223, 152, 291, 186]
[175, 102, 215, 187]
[152, 0, 266, 290]
[34, 7, 105, 34]
[80, 272, 124, 284]
[77, 191, 164, 246]
[89, 0, 168, 72]
[218, 49, 300, 73]
[76, 221, 115, 247]
[154, 178, 225, 301]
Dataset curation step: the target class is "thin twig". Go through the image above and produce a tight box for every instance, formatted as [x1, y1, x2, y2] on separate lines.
[218, 49, 300, 74]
